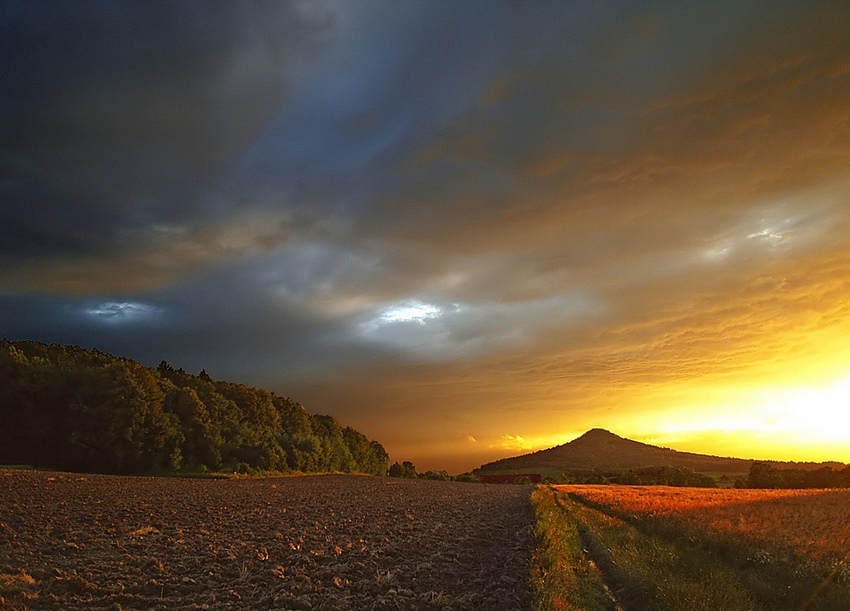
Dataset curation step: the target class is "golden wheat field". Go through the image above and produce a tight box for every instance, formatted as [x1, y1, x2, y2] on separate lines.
[556, 485, 850, 563]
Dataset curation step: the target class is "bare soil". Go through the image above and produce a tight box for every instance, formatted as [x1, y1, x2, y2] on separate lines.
[0, 469, 533, 610]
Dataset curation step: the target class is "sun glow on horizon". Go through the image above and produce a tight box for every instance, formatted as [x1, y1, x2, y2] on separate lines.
[634, 373, 850, 463]
[754, 376, 850, 440]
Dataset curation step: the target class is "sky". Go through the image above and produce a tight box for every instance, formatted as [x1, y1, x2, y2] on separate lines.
[2, 1, 850, 473]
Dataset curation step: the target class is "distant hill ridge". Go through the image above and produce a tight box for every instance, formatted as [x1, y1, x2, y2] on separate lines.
[477, 428, 845, 475]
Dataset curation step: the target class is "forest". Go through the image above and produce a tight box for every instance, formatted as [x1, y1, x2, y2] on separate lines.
[744, 460, 850, 489]
[0, 340, 389, 476]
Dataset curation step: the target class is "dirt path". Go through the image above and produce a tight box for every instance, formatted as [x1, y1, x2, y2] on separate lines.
[0, 469, 533, 610]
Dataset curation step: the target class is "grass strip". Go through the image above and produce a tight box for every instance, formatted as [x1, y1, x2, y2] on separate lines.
[530, 486, 616, 610]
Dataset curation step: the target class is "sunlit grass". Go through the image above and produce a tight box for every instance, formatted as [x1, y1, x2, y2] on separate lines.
[558, 485, 850, 562]
[544, 485, 850, 610]
[561, 491, 760, 611]
[530, 486, 612, 610]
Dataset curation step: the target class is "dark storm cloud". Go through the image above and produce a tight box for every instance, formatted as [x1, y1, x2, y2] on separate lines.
[3, 1, 850, 471]
[1, 0, 332, 260]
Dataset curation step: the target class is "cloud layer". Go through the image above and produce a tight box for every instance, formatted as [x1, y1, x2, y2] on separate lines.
[3, 1, 850, 471]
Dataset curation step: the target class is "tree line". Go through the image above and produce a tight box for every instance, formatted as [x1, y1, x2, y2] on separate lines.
[387, 461, 478, 482]
[743, 461, 850, 489]
[0, 340, 389, 476]
[523, 466, 719, 487]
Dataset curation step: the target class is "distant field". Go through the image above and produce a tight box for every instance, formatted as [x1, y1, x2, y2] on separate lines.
[559, 485, 850, 563]
[532, 485, 850, 611]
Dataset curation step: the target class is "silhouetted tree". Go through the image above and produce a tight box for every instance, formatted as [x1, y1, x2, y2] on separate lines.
[421, 470, 450, 481]
[748, 462, 784, 488]
[401, 461, 418, 478]
[388, 461, 418, 478]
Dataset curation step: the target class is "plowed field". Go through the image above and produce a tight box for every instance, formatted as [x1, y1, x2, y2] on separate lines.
[0, 470, 533, 610]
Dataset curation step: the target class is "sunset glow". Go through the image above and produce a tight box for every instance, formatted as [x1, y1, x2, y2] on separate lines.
[2, 2, 850, 473]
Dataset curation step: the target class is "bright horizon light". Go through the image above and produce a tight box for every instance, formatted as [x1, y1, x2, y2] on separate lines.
[752, 375, 850, 442]
[625, 373, 850, 463]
